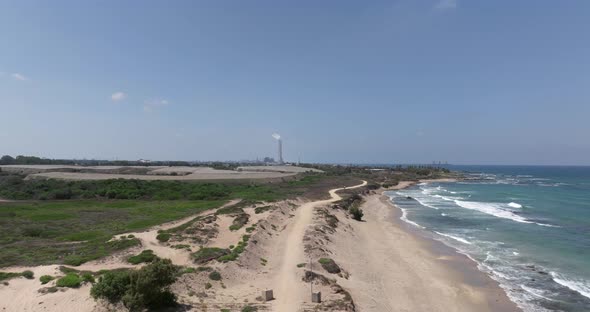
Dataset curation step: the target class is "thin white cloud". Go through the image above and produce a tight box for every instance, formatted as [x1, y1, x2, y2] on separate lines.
[435, 0, 457, 10]
[11, 73, 28, 81]
[111, 92, 127, 102]
[143, 98, 170, 113]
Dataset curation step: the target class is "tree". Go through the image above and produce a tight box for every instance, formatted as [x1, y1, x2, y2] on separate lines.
[0, 155, 15, 165]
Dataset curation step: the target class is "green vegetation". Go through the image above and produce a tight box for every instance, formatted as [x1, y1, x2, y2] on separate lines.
[254, 205, 273, 214]
[191, 247, 230, 264]
[56, 273, 82, 288]
[90, 259, 178, 312]
[127, 250, 158, 265]
[241, 306, 258, 312]
[297, 263, 306, 268]
[349, 205, 364, 221]
[208, 271, 221, 281]
[260, 258, 267, 266]
[0, 272, 23, 281]
[318, 258, 341, 274]
[0, 199, 221, 267]
[82, 272, 95, 283]
[22, 270, 34, 279]
[156, 232, 171, 242]
[205, 282, 212, 289]
[40, 275, 54, 284]
[196, 266, 212, 272]
[179, 267, 196, 275]
[229, 213, 249, 231]
[217, 235, 250, 262]
[171, 244, 190, 249]
[0, 172, 327, 202]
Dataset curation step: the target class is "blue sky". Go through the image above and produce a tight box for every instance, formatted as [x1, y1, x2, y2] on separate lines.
[1, 0, 589, 165]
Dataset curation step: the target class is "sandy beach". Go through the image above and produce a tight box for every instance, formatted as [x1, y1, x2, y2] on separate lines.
[328, 191, 520, 311]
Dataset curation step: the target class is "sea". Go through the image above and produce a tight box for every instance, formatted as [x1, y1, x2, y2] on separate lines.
[385, 165, 590, 312]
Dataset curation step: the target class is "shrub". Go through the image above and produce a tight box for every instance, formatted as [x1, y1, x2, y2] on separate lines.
[318, 258, 341, 274]
[90, 270, 130, 304]
[91, 259, 178, 311]
[127, 250, 158, 265]
[208, 271, 221, 281]
[127, 234, 135, 239]
[22, 270, 34, 279]
[191, 248, 230, 264]
[349, 206, 364, 221]
[242, 306, 258, 312]
[63, 255, 86, 266]
[156, 233, 171, 242]
[56, 273, 82, 288]
[82, 273, 95, 283]
[254, 205, 273, 214]
[205, 282, 212, 289]
[0, 272, 22, 281]
[180, 267, 196, 275]
[40, 275, 54, 284]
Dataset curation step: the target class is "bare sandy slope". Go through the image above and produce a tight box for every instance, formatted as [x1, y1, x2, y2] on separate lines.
[271, 180, 367, 311]
[328, 191, 520, 312]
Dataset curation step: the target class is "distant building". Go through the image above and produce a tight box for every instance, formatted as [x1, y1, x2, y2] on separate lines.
[138, 159, 151, 164]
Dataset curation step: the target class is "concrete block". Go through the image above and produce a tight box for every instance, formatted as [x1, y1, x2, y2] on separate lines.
[263, 289, 274, 301]
[312, 291, 321, 303]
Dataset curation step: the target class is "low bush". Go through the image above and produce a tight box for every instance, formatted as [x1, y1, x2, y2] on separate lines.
[91, 259, 178, 311]
[81, 273, 95, 283]
[208, 271, 221, 281]
[39, 275, 54, 284]
[205, 282, 212, 289]
[318, 258, 341, 274]
[56, 273, 82, 288]
[191, 248, 230, 264]
[254, 206, 272, 214]
[22, 270, 34, 279]
[349, 206, 364, 221]
[156, 233, 171, 242]
[0, 272, 25, 282]
[127, 250, 158, 265]
[242, 306, 258, 312]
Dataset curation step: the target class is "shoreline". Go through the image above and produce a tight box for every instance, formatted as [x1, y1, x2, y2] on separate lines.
[378, 179, 521, 311]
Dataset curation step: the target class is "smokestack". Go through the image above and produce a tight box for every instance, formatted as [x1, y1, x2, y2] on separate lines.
[272, 133, 284, 164]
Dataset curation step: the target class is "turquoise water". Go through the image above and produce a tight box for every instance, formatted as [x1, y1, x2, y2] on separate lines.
[386, 166, 590, 312]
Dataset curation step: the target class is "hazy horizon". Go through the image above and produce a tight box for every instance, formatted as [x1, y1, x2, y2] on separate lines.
[2, 1, 589, 166]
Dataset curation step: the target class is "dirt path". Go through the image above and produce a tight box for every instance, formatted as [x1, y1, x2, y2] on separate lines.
[272, 180, 367, 312]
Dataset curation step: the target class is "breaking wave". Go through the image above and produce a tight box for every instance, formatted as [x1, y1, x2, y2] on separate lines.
[434, 231, 472, 245]
[454, 200, 532, 223]
[550, 272, 590, 299]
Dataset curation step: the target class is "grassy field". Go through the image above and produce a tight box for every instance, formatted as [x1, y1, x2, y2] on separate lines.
[0, 200, 224, 267]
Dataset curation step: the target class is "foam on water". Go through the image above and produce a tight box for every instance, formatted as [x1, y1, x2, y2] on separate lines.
[414, 197, 439, 209]
[454, 200, 532, 223]
[400, 208, 424, 228]
[550, 272, 590, 299]
[434, 231, 472, 245]
[508, 202, 523, 208]
[521, 285, 557, 302]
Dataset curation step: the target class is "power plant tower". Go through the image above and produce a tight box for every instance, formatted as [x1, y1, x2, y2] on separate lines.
[272, 133, 283, 164]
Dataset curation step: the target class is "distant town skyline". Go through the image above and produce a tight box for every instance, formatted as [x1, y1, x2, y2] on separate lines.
[1, 1, 589, 165]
